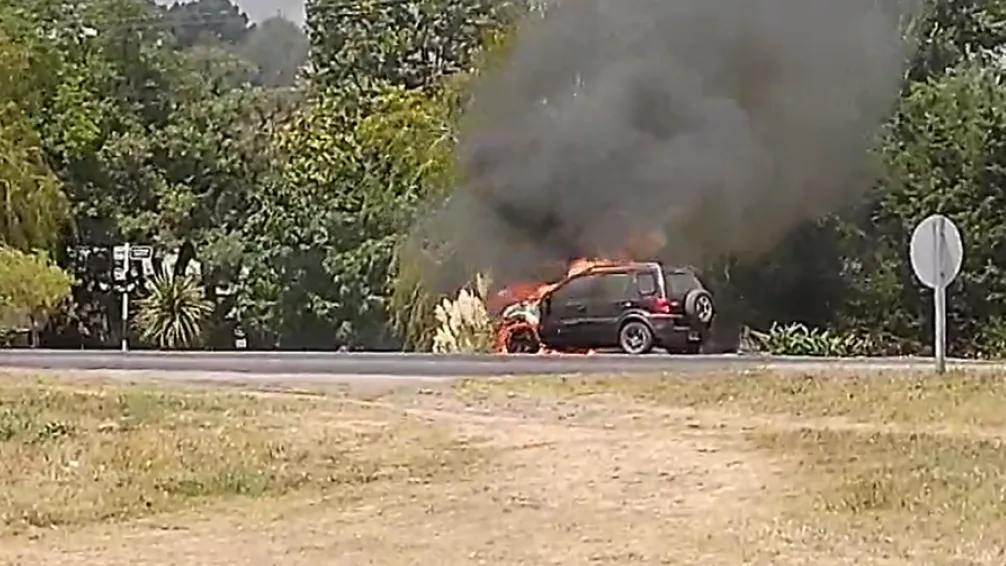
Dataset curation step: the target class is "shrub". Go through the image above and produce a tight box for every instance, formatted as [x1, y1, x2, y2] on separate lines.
[748, 322, 876, 357]
[134, 270, 213, 349]
[0, 247, 73, 345]
[432, 273, 493, 353]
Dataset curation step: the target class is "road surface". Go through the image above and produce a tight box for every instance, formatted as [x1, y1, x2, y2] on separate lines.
[0, 350, 998, 379]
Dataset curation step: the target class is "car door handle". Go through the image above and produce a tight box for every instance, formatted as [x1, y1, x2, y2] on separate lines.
[574, 304, 587, 312]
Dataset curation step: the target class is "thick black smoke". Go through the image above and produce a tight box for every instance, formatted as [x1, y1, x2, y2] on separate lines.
[428, 0, 914, 281]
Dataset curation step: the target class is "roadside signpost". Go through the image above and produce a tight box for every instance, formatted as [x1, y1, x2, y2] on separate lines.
[113, 243, 131, 352]
[909, 214, 963, 373]
[112, 243, 153, 353]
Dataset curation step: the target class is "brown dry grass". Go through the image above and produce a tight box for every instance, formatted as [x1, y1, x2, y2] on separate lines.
[0, 375, 480, 534]
[1, 369, 1005, 565]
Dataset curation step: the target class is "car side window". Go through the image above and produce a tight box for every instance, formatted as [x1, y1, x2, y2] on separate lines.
[635, 271, 659, 297]
[552, 275, 600, 304]
[598, 273, 632, 300]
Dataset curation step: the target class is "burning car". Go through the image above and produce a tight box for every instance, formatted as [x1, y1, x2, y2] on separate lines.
[492, 259, 715, 355]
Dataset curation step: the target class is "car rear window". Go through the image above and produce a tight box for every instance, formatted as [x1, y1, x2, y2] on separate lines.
[635, 271, 659, 297]
[665, 272, 701, 296]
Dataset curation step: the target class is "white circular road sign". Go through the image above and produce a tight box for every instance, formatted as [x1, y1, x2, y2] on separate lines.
[910, 214, 963, 289]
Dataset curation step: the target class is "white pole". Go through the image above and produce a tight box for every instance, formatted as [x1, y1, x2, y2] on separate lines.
[933, 217, 946, 374]
[121, 242, 130, 353]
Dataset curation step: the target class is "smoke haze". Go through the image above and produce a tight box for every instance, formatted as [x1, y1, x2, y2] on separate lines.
[429, 0, 915, 281]
[155, 0, 305, 24]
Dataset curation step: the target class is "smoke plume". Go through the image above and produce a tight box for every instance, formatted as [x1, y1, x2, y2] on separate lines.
[428, 0, 914, 281]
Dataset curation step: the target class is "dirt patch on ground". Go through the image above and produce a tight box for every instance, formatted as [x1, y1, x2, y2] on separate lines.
[2, 370, 1005, 565]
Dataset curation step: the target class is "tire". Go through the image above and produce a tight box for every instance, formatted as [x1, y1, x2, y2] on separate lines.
[618, 320, 654, 355]
[683, 289, 715, 325]
[505, 326, 540, 353]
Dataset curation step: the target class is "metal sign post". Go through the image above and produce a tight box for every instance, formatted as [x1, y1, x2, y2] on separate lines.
[910, 214, 963, 373]
[120, 242, 130, 352]
[933, 216, 946, 373]
[111, 243, 153, 352]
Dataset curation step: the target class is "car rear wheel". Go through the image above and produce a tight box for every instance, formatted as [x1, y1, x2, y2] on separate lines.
[619, 320, 654, 355]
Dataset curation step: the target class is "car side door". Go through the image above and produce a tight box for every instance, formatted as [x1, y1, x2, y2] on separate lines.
[581, 272, 634, 347]
[540, 275, 601, 346]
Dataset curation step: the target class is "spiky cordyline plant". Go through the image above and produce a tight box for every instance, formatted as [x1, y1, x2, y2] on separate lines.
[134, 270, 213, 350]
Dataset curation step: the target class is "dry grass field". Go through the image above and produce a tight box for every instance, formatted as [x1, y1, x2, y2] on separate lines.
[0, 369, 1005, 565]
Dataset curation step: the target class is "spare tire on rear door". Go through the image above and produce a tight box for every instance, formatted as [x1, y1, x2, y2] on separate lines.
[683, 289, 715, 325]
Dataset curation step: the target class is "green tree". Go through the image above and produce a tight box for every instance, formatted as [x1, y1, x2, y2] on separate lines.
[907, 0, 1006, 82]
[164, 0, 252, 48]
[3, 0, 293, 348]
[305, 0, 524, 90]
[862, 65, 1006, 355]
[238, 84, 453, 349]
[0, 247, 74, 346]
[0, 123, 70, 252]
[0, 10, 72, 251]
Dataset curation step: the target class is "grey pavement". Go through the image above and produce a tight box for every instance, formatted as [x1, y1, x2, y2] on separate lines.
[0, 350, 1000, 380]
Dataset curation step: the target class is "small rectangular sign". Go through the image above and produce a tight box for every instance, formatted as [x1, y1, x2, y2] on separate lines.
[129, 245, 153, 260]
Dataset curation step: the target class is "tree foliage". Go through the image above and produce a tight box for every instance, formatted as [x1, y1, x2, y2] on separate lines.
[306, 0, 523, 90]
[0, 247, 73, 344]
[238, 84, 453, 349]
[868, 65, 1006, 354]
[165, 0, 252, 49]
[0, 9, 71, 251]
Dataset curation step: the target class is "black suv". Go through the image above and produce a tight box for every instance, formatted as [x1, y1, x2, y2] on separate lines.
[502, 262, 715, 354]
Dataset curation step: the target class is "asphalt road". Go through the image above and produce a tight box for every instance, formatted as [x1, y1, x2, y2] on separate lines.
[0, 349, 998, 378]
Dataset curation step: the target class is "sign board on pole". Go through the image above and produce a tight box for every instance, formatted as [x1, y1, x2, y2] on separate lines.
[112, 245, 127, 261]
[122, 243, 131, 352]
[909, 214, 964, 373]
[910, 215, 963, 289]
[129, 245, 153, 260]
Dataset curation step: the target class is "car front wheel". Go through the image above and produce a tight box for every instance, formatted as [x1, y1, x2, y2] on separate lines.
[619, 320, 654, 355]
[504, 325, 541, 353]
